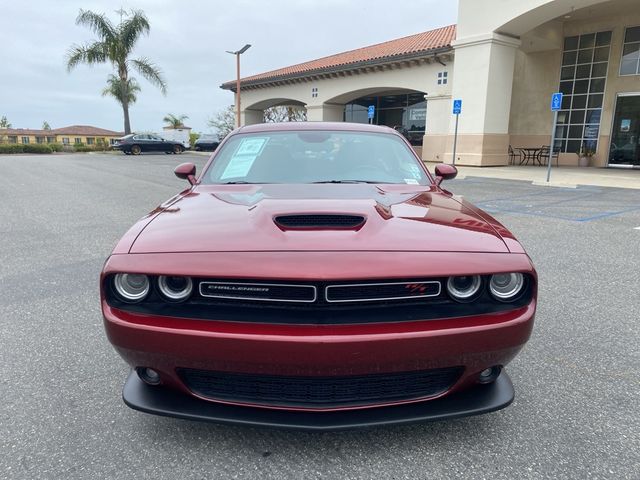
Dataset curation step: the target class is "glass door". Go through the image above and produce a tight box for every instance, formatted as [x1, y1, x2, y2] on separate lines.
[609, 94, 640, 167]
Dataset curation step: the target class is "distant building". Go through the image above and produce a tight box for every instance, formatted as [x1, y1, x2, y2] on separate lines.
[0, 125, 123, 146]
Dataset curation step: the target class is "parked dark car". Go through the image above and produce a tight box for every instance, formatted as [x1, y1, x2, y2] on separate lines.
[114, 133, 185, 155]
[193, 134, 219, 151]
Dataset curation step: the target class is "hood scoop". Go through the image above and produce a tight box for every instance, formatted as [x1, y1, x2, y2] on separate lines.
[274, 214, 366, 231]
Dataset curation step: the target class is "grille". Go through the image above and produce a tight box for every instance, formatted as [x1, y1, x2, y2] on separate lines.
[274, 214, 365, 229]
[326, 281, 441, 302]
[199, 282, 316, 303]
[177, 367, 463, 408]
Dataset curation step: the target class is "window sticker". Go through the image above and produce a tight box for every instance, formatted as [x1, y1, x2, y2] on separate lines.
[236, 137, 268, 156]
[404, 178, 419, 185]
[407, 164, 422, 179]
[221, 137, 269, 179]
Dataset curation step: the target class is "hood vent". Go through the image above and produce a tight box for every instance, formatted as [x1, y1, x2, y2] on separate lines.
[274, 214, 366, 230]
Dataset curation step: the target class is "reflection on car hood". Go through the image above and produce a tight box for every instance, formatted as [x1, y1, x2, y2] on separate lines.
[130, 184, 510, 253]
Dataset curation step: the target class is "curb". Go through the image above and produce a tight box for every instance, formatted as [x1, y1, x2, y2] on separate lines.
[531, 181, 577, 188]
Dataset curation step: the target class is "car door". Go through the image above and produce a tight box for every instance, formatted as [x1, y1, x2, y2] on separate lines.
[146, 134, 162, 152]
[133, 134, 152, 152]
[153, 135, 171, 152]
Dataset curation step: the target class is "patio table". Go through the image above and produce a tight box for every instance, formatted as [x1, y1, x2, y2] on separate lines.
[517, 147, 542, 165]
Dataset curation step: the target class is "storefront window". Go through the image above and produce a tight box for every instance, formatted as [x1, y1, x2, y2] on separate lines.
[344, 92, 426, 145]
[556, 31, 611, 154]
[620, 26, 640, 76]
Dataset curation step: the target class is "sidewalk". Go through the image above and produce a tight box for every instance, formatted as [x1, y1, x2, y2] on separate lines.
[427, 164, 640, 190]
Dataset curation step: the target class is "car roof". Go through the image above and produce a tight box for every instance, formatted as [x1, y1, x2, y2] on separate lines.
[235, 121, 400, 135]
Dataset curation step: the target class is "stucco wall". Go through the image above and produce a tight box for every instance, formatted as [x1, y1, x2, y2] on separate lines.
[458, 0, 610, 38]
[238, 61, 452, 131]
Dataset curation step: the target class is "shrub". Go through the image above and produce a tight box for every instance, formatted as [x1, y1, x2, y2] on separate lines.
[0, 144, 25, 154]
[23, 144, 53, 154]
[73, 144, 95, 152]
[189, 132, 200, 149]
[0, 143, 53, 154]
[49, 143, 64, 152]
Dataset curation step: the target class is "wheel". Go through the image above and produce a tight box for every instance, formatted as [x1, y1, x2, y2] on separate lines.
[173, 144, 184, 154]
[130, 145, 142, 155]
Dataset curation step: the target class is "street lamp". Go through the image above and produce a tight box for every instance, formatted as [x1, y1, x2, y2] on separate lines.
[226, 44, 251, 128]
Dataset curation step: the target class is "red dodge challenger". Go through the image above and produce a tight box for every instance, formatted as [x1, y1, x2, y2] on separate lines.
[101, 122, 536, 430]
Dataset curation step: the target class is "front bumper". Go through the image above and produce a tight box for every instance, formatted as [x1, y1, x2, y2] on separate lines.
[123, 369, 515, 430]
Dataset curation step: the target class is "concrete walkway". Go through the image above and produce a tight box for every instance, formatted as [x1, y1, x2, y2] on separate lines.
[426, 163, 640, 190]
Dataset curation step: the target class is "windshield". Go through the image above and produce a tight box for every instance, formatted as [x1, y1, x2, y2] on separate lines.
[202, 130, 430, 185]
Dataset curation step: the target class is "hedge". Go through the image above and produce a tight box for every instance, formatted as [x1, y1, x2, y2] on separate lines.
[0, 144, 54, 154]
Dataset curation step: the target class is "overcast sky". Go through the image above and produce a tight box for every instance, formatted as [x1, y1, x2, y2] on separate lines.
[0, 0, 457, 133]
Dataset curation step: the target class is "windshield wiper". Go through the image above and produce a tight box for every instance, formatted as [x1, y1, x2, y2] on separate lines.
[312, 180, 390, 184]
[219, 181, 257, 184]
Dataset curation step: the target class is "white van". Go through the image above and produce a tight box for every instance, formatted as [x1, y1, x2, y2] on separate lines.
[158, 128, 190, 148]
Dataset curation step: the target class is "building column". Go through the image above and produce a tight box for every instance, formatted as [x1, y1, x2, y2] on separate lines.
[306, 104, 344, 122]
[445, 33, 521, 166]
[241, 109, 263, 126]
[422, 93, 452, 163]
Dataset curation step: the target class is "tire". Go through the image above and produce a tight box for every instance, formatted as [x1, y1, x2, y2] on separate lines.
[130, 145, 142, 155]
[173, 144, 184, 154]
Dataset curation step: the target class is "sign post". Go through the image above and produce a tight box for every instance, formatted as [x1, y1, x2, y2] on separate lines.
[452, 99, 462, 165]
[367, 105, 375, 124]
[547, 92, 563, 183]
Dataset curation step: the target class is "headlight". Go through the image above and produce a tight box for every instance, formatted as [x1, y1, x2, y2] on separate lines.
[113, 273, 150, 302]
[489, 273, 525, 301]
[446, 275, 482, 301]
[158, 276, 193, 301]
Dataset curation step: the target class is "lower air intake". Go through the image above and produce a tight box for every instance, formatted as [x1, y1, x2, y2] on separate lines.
[177, 367, 463, 408]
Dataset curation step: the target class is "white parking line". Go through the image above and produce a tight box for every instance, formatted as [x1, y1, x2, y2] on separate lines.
[635, 226, 640, 230]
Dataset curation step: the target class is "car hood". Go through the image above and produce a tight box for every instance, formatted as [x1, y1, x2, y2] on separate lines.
[129, 184, 510, 253]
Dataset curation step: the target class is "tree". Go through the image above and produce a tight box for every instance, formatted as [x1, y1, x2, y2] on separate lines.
[42, 121, 51, 130]
[0, 116, 11, 128]
[163, 113, 189, 129]
[102, 75, 141, 111]
[208, 106, 236, 139]
[263, 106, 307, 123]
[66, 8, 167, 134]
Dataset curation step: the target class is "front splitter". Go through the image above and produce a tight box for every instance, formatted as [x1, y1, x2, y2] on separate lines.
[122, 370, 514, 431]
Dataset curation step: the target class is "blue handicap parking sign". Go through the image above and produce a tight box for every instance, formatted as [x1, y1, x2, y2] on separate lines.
[453, 99, 462, 115]
[551, 93, 563, 111]
[367, 105, 375, 119]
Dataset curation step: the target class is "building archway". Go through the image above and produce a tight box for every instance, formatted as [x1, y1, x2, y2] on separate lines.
[242, 98, 307, 126]
[324, 88, 427, 146]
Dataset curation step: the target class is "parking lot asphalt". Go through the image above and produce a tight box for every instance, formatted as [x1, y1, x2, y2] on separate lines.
[1, 152, 638, 480]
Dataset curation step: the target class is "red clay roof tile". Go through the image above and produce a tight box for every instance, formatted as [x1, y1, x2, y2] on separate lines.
[222, 24, 456, 89]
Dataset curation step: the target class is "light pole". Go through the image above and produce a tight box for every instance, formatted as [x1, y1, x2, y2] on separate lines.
[226, 44, 251, 128]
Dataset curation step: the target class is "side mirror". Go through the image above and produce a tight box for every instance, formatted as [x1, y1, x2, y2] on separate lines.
[434, 163, 458, 185]
[174, 162, 197, 185]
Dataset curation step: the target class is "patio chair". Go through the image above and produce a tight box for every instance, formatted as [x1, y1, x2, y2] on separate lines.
[538, 145, 560, 166]
[508, 145, 521, 165]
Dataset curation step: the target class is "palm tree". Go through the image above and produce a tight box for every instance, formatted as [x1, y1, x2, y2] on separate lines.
[66, 8, 167, 134]
[163, 113, 189, 129]
[102, 75, 141, 111]
[0, 116, 11, 129]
